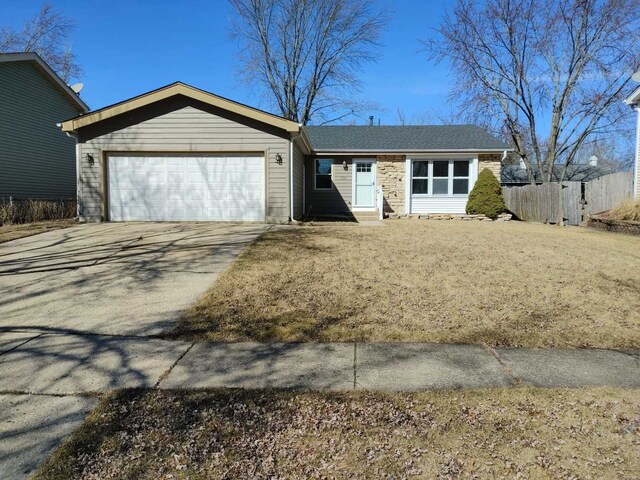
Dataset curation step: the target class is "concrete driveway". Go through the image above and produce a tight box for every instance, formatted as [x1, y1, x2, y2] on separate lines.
[0, 222, 269, 336]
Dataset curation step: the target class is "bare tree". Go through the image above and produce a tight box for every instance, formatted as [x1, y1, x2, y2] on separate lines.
[424, 0, 640, 224]
[229, 0, 387, 125]
[0, 3, 80, 82]
[573, 133, 636, 171]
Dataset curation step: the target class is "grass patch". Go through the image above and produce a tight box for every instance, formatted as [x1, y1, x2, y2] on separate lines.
[0, 198, 76, 225]
[603, 198, 640, 222]
[35, 387, 640, 479]
[167, 221, 640, 348]
[0, 219, 76, 244]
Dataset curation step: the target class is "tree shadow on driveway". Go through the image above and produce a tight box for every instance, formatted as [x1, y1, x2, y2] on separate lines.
[0, 222, 270, 336]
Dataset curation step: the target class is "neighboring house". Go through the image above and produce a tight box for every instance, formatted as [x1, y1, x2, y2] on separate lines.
[625, 85, 640, 198]
[0, 52, 89, 200]
[501, 159, 619, 186]
[59, 82, 510, 223]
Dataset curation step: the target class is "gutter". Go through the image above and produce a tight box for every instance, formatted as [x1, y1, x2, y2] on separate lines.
[312, 148, 515, 155]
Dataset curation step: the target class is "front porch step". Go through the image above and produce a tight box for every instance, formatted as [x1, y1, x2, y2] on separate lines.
[353, 211, 381, 222]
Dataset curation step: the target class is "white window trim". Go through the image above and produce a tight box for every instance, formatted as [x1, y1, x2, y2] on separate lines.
[408, 157, 477, 198]
[352, 158, 377, 210]
[314, 158, 334, 191]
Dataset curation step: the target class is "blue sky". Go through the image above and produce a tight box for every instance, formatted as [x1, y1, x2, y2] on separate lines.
[0, 0, 454, 124]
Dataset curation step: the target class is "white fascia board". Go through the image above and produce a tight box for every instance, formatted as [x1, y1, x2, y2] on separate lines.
[312, 148, 514, 156]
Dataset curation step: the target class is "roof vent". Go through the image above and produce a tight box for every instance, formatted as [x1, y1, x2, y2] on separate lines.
[369, 115, 374, 126]
[589, 155, 598, 166]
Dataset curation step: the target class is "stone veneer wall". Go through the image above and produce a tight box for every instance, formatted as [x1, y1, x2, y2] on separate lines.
[376, 155, 406, 214]
[478, 153, 502, 179]
[376, 153, 503, 215]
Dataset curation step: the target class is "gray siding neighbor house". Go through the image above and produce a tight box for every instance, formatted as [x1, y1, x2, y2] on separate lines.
[60, 82, 510, 223]
[625, 85, 640, 198]
[0, 52, 89, 200]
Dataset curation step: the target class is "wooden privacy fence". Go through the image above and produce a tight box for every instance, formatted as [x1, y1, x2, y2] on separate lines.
[502, 182, 582, 225]
[502, 171, 633, 226]
[584, 171, 634, 214]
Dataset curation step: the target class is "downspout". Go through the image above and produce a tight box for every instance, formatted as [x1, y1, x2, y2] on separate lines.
[290, 138, 294, 222]
[289, 128, 304, 222]
[501, 150, 507, 185]
[59, 124, 80, 219]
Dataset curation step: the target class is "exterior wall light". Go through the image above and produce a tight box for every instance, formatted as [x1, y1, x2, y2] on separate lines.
[275, 153, 283, 164]
[85, 153, 95, 166]
[342, 160, 348, 170]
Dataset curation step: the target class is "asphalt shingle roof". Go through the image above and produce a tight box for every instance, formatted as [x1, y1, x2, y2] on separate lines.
[303, 125, 510, 151]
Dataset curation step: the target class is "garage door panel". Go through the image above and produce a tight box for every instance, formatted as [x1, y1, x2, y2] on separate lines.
[129, 157, 146, 168]
[108, 155, 264, 222]
[245, 172, 263, 183]
[167, 157, 186, 166]
[167, 172, 185, 184]
[226, 172, 245, 183]
[187, 172, 206, 184]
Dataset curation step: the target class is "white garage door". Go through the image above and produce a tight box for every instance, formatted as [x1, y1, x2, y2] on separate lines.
[108, 155, 265, 221]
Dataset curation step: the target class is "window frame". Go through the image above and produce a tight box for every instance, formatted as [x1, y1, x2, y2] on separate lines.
[314, 158, 334, 191]
[410, 158, 474, 198]
[411, 160, 430, 195]
[452, 160, 471, 196]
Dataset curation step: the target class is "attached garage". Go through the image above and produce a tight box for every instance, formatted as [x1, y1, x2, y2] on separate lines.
[107, 154, 265, 222]
[60, 82, 303, 224]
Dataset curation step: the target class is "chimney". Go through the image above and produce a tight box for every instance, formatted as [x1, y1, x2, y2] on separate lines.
[519, 158, 526, 170]
[589, 155, 598, 166]
[369, 115, 374, 126]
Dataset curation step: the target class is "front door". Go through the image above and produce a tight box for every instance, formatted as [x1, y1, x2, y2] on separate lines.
[353, 159, 376, 208]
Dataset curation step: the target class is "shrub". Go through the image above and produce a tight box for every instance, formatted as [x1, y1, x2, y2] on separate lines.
[0, 198, 76, 225]
[604, 198, 640, 222]
[466, 168, 506, 219]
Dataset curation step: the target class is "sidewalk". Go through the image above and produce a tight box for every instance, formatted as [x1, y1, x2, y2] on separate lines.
[1, 331, 639, 479]
[1, 331, 639, 394]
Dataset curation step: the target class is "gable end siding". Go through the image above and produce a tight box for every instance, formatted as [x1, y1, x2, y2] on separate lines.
[0, 62, 82, 199]
[77, 105, 291, 222]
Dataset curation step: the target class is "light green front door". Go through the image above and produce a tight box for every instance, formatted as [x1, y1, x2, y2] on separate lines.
[354, 160, 375, 208]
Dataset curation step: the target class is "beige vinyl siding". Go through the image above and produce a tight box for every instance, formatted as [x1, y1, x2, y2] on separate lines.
[77, 104, 290, 222]
[0, 61, 83, 199]
[292, 142, 304, 219]
[304, 157, 353, 215]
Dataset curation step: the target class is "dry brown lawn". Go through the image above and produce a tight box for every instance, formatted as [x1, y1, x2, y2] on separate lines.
[35, 388, 640, 479]
[168, 221, 640, 348]
[0, 219, 76, 244]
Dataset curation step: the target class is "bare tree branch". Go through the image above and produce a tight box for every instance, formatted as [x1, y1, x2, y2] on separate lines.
[424, 0, 640, 222]
[229, 0, 388, 124]
[0, 3, 80, 82]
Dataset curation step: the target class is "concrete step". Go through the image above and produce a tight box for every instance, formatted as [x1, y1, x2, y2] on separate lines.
[353, 211, 381, 222]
